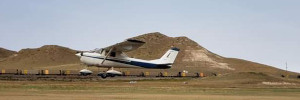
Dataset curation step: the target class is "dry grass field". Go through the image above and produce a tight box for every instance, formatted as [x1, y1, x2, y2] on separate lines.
[0, 75, 299, 100]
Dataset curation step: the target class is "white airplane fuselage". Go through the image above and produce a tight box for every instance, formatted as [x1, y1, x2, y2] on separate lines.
[76, 47, 180, 69]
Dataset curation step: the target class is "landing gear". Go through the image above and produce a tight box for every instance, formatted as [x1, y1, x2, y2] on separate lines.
[97, 67, 122, 79]
[79, 69, 93, 76]
[98, 72, 118, 79]
[108, 73, 116, 77]
[98, 73, 107, 79]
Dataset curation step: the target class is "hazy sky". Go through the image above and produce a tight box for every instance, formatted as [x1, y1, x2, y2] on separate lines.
[0, 0, 299, 73]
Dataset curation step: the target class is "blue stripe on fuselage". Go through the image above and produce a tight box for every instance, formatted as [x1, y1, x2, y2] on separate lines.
[83, 56, 171, 69]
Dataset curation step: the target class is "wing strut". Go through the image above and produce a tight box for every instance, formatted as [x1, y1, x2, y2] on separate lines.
[101, 47, 113, 64]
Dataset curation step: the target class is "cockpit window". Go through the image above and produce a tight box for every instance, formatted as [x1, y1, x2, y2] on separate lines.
[120, 52, 128, 57]
[90, 48, 103, 54]
[110, 52, 116, 57]
[99, 49, 104, 54]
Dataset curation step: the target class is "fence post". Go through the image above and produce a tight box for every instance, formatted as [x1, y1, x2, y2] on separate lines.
[182, 72, 186, 77]
[126, 71, 130, 76]
[164, 72, 168, 77]
[24, 70, 28, 75]
[45, 70, 49, 75]
[200, 73, 204, 77]
[1, 69, 5, 74]
[145, 72, 150, 76]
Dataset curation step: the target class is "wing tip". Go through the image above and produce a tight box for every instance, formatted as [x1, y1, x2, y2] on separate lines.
[127, 39, 145, 43]
[171, 47, 180, 51]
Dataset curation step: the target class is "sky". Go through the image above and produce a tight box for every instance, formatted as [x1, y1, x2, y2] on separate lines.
[0, 0, 299, 73]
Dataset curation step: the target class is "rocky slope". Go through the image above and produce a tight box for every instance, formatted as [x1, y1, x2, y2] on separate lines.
[126, 32, 297, 77]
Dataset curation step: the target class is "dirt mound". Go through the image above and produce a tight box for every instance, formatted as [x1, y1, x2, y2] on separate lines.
[127, 32, 231, 73]
[0, 45, 80, 69]
[125, 32, 299, 78]
[0, 48, 16, 61]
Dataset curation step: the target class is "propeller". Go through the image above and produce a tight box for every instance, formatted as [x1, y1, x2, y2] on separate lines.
[75, 51, 83, 57]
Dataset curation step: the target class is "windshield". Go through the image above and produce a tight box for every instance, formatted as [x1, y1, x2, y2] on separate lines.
[89, 48, 103, 54]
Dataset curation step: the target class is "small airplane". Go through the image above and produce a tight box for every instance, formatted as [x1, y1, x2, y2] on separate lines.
[75, 39, 180, 78]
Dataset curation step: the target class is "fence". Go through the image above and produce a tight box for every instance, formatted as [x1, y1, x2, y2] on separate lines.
[0, 69, 206, 77]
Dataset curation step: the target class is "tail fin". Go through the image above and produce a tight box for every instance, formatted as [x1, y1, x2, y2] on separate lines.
[159, 47, 180, 64]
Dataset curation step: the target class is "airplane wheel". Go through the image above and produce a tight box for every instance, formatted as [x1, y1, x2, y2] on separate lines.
[100, 73, 107, 79]
[110, 74, 115, 77]
[80, 73, 87, 76]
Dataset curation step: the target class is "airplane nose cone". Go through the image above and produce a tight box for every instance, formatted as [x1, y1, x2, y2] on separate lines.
[75, 53, 82, 57]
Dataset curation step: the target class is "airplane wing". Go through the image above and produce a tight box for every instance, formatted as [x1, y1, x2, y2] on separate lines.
[103, 39, 145, 52]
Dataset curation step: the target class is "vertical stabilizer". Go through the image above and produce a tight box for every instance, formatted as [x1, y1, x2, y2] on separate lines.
[159, 47, 180, 64]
